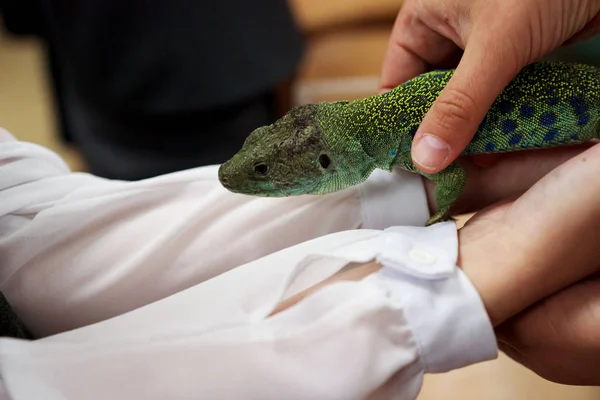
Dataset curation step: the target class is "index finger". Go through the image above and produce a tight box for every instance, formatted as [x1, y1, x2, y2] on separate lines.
[379, 4, 459, 93]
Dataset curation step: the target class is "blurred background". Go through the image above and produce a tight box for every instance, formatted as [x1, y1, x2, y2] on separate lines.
[0, 1, 599, 398]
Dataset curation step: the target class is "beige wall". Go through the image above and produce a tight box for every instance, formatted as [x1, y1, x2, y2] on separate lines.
[0, 31, 85, 171]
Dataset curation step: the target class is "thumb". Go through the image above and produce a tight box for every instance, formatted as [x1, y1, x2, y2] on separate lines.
[411, 34, 524, 174]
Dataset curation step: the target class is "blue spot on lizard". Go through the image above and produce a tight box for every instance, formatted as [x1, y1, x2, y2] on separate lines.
[498, 101, 511, 114]
[502, 119, 517, 134]
[569, 96, 585, 106]
[509, 134, 522, 146]
[544, 128, 559, 142]
[574, 104, 589, 115]
[520, 105, 535, 118]
[578, 113, 591, 126]
[540, 112, 557, 126]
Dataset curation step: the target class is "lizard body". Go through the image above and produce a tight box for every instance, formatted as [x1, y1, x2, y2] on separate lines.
[218, 61, 600, 225]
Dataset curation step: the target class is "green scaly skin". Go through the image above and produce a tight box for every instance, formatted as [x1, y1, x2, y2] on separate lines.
[218, 61, 600, 225]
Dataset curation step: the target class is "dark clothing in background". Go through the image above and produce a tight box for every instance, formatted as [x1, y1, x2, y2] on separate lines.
[0, 1, 303, 337]
[1, 0, 304, 179]
[62, 86, 280, 179]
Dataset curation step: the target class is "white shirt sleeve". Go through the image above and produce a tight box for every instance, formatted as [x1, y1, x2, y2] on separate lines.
[0, 128, 430, 338]
[0, 221, 497, 400]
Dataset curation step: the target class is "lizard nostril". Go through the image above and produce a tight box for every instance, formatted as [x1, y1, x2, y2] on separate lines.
[218, 165, 229, 187]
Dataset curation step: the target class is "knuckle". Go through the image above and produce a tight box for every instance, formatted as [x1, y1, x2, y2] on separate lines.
[431, 87, 478, 129]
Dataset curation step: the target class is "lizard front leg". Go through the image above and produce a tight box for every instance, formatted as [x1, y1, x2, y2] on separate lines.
[420, 162, 466, 226]
[392, 152, 466, 225]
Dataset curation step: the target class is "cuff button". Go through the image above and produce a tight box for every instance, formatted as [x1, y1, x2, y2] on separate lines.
[408, 247, 437, 266]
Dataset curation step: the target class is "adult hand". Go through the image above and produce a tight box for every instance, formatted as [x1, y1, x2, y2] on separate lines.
[456, 142, 600, 327]
[456, 140, 600, 385]
[379, 0, 600, 174]
[496, 275, 600, 386]
[422, 143, 595, 217]
[280, 142, 600, 386]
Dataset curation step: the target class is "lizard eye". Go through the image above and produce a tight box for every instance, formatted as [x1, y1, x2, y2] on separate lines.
[254, 163, 269, 175]
[318, 154, 331, 169]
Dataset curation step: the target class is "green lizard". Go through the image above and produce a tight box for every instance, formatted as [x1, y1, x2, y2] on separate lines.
[218, 61, 600, 225]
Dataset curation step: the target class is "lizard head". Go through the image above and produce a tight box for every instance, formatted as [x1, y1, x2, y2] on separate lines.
[218, 103, 374, 197]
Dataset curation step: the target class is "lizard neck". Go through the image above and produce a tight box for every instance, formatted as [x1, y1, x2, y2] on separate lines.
[314, 73, 449, 171]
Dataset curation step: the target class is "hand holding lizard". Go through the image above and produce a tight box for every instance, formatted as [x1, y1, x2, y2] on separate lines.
[380, 0, 600, 174]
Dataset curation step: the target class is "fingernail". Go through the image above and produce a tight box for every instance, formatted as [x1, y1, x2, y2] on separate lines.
[413, 134, 449, 170]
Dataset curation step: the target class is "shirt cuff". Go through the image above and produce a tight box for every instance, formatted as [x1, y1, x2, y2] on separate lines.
[372, 221, 498, 372]
[358, 168, 430, 229]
